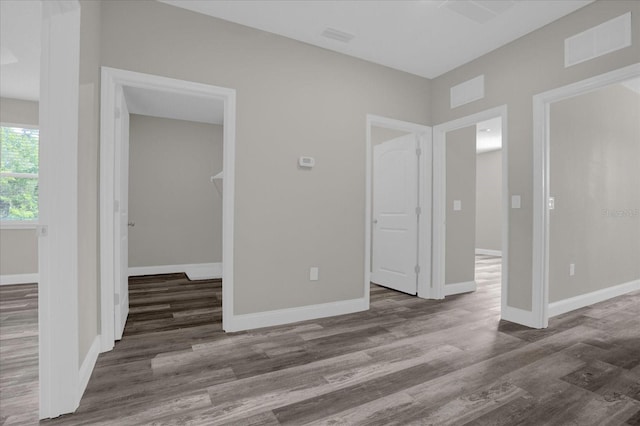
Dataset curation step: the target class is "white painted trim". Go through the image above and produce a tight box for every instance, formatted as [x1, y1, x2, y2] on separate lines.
[0, 273, 39, 285]
[100, 67, 237, 342]
[501, 305, 541, 329]
[365, 115, 432, 301]
[475, 249, 502, 256]
[38, 1, 81, 419]
[128, 262, 222, 280]
[548, 279, 640, 318]
[444, 280, 477, 296]
[78, 335, 100, 401]
[0, 222, 39, 229]
[224, 297, 367, 333]
[532, 63, 640, 330]
[432, 106, 509, 308]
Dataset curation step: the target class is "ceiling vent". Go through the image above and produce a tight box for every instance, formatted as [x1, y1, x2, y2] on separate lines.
[444, 0, 514, 24]
[321, 27, 355, 43]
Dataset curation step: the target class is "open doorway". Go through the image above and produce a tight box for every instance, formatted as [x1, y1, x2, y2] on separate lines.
[365, 115, 432, 301]
[100, 67, 237, 351]
[432, 105, 508, 313]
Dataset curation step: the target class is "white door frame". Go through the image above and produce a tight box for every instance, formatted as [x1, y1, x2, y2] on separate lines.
[99, 67, 237, 350]
[365, 115, 432, 302]
[532, 63, 640, 328]
[432, 105, 509, 306]
[38, 0, 81, 418]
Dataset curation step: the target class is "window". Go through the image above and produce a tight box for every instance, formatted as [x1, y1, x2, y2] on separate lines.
[0, 126, 39, 222]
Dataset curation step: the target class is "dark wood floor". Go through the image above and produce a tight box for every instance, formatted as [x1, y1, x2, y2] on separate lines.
[3, 256, 640, 425]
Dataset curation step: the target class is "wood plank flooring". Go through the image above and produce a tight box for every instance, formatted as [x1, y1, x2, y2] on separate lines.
[3, 256, 640, 425]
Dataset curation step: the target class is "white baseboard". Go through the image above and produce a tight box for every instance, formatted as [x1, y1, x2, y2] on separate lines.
[475, 249, 502, 256]
[501, 305, 543, 329]
[548, 279, 640, 318]
[0, 273, 39, 285]
[128, 262, 222, 280]
[444, 280, 477, 296]
[224, 297, 368, 333]
[78, 335, 100, 402]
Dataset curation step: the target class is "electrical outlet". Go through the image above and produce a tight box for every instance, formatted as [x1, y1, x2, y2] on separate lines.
[310, 267, 319, 281]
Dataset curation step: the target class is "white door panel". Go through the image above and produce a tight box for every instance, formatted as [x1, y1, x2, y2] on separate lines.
[114, 86, 130, 340]
[372, 133, 418, 295]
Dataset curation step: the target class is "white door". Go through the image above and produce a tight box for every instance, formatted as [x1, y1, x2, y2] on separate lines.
[372, 134, 419, 295]
[113, 86, 130, 340]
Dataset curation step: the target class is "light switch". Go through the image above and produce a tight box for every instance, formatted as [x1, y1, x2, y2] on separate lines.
[310, 267, 319, 281]
[453, 200, 462, 211]
[511, 195, 521, 209]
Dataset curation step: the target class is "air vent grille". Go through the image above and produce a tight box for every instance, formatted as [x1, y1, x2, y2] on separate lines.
[321, 27, 355, 43]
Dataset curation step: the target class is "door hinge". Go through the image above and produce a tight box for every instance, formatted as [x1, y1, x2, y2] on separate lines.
[415, 206, 421, 216]
[415, 265, 420, 274]
[416, 148, 422, 156]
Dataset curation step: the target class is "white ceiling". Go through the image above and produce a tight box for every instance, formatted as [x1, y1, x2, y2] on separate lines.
[123, 86, 224, 125]
[0, 0, 41, 101]
[159, 0, 593, 79]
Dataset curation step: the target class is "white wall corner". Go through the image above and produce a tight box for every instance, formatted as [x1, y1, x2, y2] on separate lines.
[224, 297, 368, 333]
[78, 335, 100, 403]
[548, 279, 640, 318]
[0, 273, 39, 286]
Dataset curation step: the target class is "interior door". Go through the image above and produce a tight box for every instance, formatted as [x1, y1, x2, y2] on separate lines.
[372, 133, 419, 295]
[114, 86, 130, 340]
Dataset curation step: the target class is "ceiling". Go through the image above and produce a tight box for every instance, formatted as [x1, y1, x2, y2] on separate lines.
[0, 0, 594, 103]
[159, 0, 593, 79]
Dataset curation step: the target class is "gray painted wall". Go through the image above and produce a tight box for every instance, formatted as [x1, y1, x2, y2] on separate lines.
[100, 0, 432, 315]
[445, 126, 476, 285]
[431, 0, 640, 310]
[549, 83, 640, 303]
[0, 97, 39, 276]
[476, 150, 502, 252]
[128, 115, 223, 268]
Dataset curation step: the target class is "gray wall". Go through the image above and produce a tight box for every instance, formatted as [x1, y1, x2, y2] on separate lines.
[128, 115, 223, 268]
[476, 149, 502, 252]
[100, 0, 431, 315]
[431, 0, 640, 310]
[549, 83, 640, 303]
[77, 0, 101, 365]
[445, 126, 476, 285]
[0, 97, 39, 276]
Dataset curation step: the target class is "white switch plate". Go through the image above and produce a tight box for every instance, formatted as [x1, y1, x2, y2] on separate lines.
[569, 263, 575, 276]
[310, 267, 319, 281]
[511, 195, 521, 209]
[453, 200, 462, 211]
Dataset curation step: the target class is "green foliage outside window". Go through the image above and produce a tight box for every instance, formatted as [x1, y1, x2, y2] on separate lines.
[0, 126, 39, 221]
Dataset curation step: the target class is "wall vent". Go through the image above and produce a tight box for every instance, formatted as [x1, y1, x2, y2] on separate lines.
[450, 75, 485, 109]
[565, 12, 631, 68]
[321, 27, 355, 43]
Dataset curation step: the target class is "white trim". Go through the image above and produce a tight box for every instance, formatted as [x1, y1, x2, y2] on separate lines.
[38, 1, 81, 419]
[128, 262, 222, 280]
[548, 279, 640, 318]
[224, 297, 367, 333]
[475, 249, 502, 256]
[0, 221, 39, 229]
[444, 280, 477, 296]
[100, 67, 237, 345]
[432, 105, 509, 308]
[532, 63, 640, 330]
[78, 335, 100, 401]
[0, 273, 39, 285]
[365, 115, 432, 301]
[501, 305, 541, 329]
